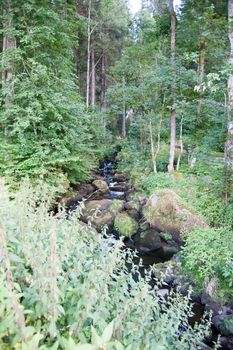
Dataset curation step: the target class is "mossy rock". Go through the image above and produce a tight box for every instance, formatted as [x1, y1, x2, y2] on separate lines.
[92, 179, 109, 192]
[136, 229, 162, 251]
[109, 199, 125, 215]
[144, 189, 208, 242]
[82, 199, 124, 231]
[212, 315, 233, 336]
[125, 200, 140, 211]
[114, 212, 138, 238]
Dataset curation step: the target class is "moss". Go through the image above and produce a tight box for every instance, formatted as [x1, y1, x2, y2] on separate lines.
[114, 212, 138, 238]
[160, 232, 173, 241]
[127, 200, 140, 211]
[109, 199, 124, 215]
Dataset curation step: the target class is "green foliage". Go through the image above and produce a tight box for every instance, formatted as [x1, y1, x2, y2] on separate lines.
[0, 1, 104, 186]
[181, 227, 233, 300]
[114, 212, 138, 237]
[141, 167, 233, 229]
[0, 180, 212, 349]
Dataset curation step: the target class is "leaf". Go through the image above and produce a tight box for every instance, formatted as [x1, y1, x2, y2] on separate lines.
[75, 345, 96, 350]
[102, 320, 114, 343]
[91, 326, 103, 347]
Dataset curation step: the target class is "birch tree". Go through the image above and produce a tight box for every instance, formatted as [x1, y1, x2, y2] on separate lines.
[226, 0, 233, 181]
[168, 0, 176, 173]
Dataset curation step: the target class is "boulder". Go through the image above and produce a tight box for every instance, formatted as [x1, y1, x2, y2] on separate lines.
[59, 183, 95, 208]
[112, 173, 128, 182]
[135, 229, 162, 252]
[114, 212, 138, 238]
[110, 182, 129, 192]
[144, 189, 207, 241]
[92, 180, 109, 193]
[153, 260, 181, 285]
[219, 336, 233, 350]
[125, 200, 141, 212]
[82, 199, 124, 231]
[212, 314, 233, 336]
[162, 245, 179, 260]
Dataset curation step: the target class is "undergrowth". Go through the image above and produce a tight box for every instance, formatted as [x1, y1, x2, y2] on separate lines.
[0, 180, 214, 349]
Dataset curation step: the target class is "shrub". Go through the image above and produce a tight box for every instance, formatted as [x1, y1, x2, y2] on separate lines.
[0, 180, 213, 349]
[181, 227, 233, 300]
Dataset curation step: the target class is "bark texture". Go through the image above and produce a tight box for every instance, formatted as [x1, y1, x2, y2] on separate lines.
[168, 0, 176, 173]
[2, 0, 16, 104]
[226, 0, 233, 174]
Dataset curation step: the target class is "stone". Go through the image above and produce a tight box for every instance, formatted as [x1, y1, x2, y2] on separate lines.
[114, 212, 138, 238]
[157, 289, 169, 298]
[212, 314, 233, 336]
[219, 336, 233, 350]
[144, 189, 208, 242]
[135, 229, 162, 252]
[124, 200, 141, 212]
[112, 173, 128, 182]
[153, 260, 181, 285]
[162, 245, 179, 260]
[109, 182, 129, 192]
[92, 179, 109, 193]
[82, 199, 124, 231]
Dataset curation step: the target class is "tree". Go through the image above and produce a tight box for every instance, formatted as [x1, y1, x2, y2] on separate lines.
[225, 0, 233, 188]
[2, 0, 16, 106]
[168, 0, 176, 173]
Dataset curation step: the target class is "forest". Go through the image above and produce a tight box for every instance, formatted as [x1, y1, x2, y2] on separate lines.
[0, 0, 233, 349]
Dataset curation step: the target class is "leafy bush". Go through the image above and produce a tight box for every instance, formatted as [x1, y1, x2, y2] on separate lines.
[0, 180, 213, 349]
[0, 2, 104, 187]
[181, 227, 233, 300]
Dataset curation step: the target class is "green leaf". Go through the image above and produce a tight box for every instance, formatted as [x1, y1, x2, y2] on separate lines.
[102, 320, 114, 343]
[91, 326, 103, 347]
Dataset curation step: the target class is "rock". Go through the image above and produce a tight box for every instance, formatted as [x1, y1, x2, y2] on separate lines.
[92, 180, 109, 193]
[144, 189, 207, 242]
[110, 182, 129, 192]
[114, 212, 138, 238]
[82, 199, 124, 230]
[127, 192, 147, 206]
[126, 208, 140, 220]
[157, 289, 169, 298]
[74, 183, 95, 194]
[201, 293, 230, 317]
[212, 314, 233, 336]
[153, 260, 181, 285]
[59, 183, 95, 208]
[135, 229, 162, 252]
[162, 245, 179, 260]
[139, 221, 150, 232]
[200, 344, 212, 350]
[124, 200, 141, 212]
[112, 173, 128, 182]
[219, 336, 233, 350]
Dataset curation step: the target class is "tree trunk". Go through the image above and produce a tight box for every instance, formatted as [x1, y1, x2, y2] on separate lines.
[225, 0, 233, 186]
[149, 114, 157, 173]
[86, 0, 91, 107]
[100, 52, 106, 112]
[196, 41, 206, 125]
[176, 115, 184, 171]
[2, 0, 16, 106]
[90, 37, 96, 107]
[121, 77, 126, 138]
[121, 106, 126, 138]
[168, 0, 176, 173]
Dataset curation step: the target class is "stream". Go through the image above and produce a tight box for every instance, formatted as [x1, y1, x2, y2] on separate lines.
[62, 160, 232, 350]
